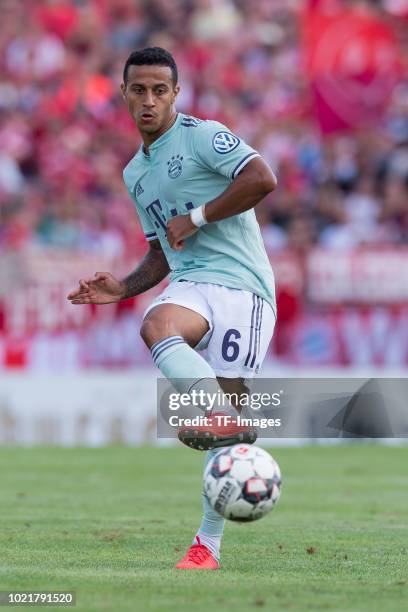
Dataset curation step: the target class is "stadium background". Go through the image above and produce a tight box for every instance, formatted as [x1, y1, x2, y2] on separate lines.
[0, 0, 407, 444]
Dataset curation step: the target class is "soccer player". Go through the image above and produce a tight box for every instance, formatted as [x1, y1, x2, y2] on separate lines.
[68, 47, 277, 570]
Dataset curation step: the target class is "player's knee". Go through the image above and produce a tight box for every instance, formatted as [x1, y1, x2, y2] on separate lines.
[140, 318, 158, 347]
[140, 314, 178, 348]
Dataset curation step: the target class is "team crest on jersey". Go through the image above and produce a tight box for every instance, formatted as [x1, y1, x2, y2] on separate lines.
[212, 131, 240, 154]
[167, 154, 183, 179]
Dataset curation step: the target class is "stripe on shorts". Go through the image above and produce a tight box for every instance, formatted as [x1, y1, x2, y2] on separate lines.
[251, 297, 264, 369]
[249, 297, 262, 369]
[244, 295, 259, 367]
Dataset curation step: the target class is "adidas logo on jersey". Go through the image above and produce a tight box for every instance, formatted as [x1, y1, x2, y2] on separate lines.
[136, 183, 144, 196]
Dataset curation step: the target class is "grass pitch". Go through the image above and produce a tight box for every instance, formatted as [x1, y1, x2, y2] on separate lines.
[0, 445, 407, 611]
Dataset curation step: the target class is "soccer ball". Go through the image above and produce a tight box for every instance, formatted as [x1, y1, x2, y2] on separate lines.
[204, 444, 282, 522]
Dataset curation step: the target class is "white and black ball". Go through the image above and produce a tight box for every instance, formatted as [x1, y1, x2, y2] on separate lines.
[204, 444, 282, 522]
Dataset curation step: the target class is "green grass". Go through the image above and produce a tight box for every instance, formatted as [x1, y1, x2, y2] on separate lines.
[0, 445, 407, 611]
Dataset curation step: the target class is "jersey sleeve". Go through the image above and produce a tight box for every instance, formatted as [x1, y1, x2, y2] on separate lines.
[192, 120, 260, 181]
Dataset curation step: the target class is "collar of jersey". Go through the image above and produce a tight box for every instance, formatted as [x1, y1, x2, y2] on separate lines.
[141, 112, 183, 159]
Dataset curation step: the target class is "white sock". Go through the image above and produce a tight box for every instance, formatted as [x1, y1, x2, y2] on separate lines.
[193, 532, 222, 561]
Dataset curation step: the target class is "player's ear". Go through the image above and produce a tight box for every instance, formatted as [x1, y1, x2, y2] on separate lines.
[120, 82, 127, 100]
[172, 84, 180, 102]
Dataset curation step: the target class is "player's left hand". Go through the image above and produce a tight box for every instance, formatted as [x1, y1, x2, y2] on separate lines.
[167, 214, 198, 250]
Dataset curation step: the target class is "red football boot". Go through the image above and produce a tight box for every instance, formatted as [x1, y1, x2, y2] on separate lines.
[178, 411, 257, 451]
[175, 537, 219, 570]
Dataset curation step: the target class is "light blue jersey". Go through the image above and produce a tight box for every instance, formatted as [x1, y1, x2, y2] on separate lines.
[123, 113, 276, 315]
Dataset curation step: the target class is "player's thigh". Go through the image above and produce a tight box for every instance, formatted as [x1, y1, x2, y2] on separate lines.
[141, 303, 209, 348]
[140, 281, 212, 349]
[204, 286, 276, 379]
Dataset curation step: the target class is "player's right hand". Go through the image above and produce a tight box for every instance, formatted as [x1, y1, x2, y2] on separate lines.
[67, 272, 126, 305]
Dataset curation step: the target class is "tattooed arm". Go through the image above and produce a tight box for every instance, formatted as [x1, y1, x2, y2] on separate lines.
[67, 240, 170, 304]
[121, 239, 170, 299]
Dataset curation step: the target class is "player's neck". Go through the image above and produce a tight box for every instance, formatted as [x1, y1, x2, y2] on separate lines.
[140, 110, 178, 155]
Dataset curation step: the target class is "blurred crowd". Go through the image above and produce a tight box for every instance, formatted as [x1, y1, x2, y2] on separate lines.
[1, 0, 407, 260]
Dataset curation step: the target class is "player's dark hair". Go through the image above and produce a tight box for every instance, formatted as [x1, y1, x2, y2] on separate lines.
[123, 47, 178, 87]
